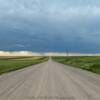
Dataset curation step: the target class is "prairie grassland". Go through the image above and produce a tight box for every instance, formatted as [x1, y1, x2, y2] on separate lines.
[0, 56, 48, 75]
[53, 56, 100, 74]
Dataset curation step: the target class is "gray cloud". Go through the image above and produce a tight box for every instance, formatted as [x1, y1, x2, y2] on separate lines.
[0, 0, 100, 52]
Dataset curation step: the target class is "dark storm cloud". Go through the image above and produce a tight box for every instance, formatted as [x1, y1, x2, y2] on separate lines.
[0, 0, 100, 52]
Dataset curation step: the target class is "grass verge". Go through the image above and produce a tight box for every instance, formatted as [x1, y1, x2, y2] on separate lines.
[0, 56, 48, 75]
[53, 56, 100, 74]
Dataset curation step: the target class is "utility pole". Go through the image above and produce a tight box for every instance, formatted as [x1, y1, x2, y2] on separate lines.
[66, 49, 69, 57]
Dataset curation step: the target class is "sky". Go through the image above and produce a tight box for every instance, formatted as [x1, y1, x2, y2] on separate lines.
[0, 0, 100, 53]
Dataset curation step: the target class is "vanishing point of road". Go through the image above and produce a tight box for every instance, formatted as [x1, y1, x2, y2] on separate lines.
[0, 59, 100, 100]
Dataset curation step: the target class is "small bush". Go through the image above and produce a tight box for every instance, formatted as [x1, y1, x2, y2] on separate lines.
[90, 64, 100, 74]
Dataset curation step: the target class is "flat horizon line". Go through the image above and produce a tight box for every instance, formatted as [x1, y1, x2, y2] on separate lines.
[0, 51, 100, 56]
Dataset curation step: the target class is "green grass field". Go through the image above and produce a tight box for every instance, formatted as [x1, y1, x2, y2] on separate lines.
[0, 56, 48, 75]
[53, 56, 100, 74]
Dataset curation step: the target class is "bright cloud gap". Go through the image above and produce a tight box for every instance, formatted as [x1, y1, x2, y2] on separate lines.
[0, 51, 100, 56]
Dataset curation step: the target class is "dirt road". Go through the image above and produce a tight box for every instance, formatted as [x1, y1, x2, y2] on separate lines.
[0, 59, 100, 100]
